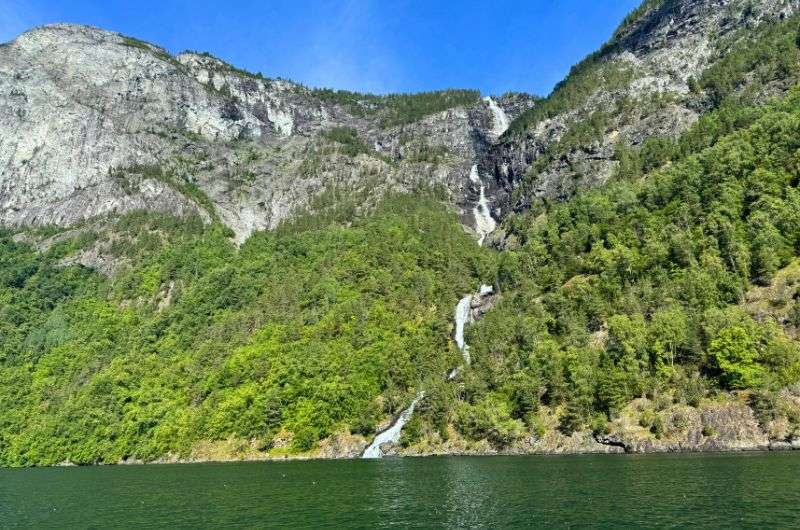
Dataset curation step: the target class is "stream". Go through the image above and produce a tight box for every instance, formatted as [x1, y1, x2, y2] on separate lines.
[361, 393, 424, 459]
[362, 282, 494, 458]
[362, 99, 507, 458]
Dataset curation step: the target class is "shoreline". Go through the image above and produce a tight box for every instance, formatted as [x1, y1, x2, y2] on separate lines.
[11, 438, 796, 470]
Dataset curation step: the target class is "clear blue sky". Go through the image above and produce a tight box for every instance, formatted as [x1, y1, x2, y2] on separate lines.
[1, 0, 642, 96]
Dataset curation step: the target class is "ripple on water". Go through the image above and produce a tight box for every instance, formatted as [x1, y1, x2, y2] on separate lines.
[2, 452, 800, 528]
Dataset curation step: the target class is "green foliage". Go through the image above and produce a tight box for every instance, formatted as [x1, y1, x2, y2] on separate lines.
[650, 305, 691, 371]
[506, 57, 636, 139]
[119, 35, 179, 66]
[7, 8, 800, 461]
[120, 36, 151, 51]
[508, 8, 800, 200]
[639, 409, 665, 438]
[181, 50, 270, 81]
[0, 194, 493, 465]
[503, 0, 674, 139]
[401, 138, 450, 164]
[312, 88, 481, 128]
[708, 326, 764, 389]
[699, 14, 800, 106]
[524, 110, 614, 182]
[320, 127, 371, 157]
[455, 393, 525, 448]
[112, 164, 218, 220]
[465, 86, 800, 435]
[611, 0, 666, 43]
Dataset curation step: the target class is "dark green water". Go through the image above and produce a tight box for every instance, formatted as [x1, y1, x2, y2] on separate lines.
[2, 452, 799, 529]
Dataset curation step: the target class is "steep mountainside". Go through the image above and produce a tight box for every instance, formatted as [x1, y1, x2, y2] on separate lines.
[2, 0, 800, 466]
[485, 0, 800, 218]
[0, 24, 534, 242]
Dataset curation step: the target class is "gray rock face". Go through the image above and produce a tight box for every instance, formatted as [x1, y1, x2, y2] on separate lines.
[0, 24, 534, 242]
[0, 25, 217, 227]
[485, 0, 800, 215]
[595, 400, 773, 454]
[2, 1, 793, 242]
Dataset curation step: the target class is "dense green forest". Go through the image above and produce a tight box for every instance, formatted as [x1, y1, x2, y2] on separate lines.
[0, 197, 492, 465]
[455, 87, 800, 442]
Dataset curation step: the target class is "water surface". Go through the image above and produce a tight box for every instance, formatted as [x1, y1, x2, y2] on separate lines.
[2, 452, 799, 528]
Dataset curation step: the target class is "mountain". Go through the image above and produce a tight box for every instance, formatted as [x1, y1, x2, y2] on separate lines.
[2, 0, 800, 466]
[0, 23, 534, 242]
[486, 0, 800, 217]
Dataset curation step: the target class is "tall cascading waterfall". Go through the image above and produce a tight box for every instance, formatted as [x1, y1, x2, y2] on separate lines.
[449, 284, 494, 380]
[483, 96, 510, 138]
[470, 165, 497, 247]
[362, 99, 507, 458]
[469, 97, 507, 247]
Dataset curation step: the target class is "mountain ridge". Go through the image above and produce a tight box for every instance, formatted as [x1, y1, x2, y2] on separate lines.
[486, 0, 800, 221]
[0, 22, 535, 243]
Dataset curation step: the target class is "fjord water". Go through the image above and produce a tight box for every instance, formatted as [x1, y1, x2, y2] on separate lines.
[2, 453, 799, 528]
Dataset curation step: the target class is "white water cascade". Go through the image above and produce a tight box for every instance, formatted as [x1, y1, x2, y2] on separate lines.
[362, 101, 507, 458]
[362, 393, 424, 459]
[484, 96, 510, 137]
[470, 165, 497, 247]
[454, 294, 474, 365]
[363, 100, 506, 457]
[363, 283, 494, 457]
[451, 284, 494, 375]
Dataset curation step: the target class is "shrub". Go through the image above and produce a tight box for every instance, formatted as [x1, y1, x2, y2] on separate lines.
[320, 127, 371, 157]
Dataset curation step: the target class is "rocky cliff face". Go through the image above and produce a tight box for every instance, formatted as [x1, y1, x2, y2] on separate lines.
[3, 1, 795, 245]
[484, 0, 800, 216]
[0, 24, 534, 242]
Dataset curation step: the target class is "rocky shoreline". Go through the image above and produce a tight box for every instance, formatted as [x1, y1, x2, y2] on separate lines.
[38, 390, 799, 467]
[62, 437, 797, 469]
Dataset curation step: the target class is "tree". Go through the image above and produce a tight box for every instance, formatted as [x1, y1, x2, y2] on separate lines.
[607, 314, 648, 367]
[650, 306, 690, 372]
[748, 212, 790, 285]
[708, 326, 764, 389]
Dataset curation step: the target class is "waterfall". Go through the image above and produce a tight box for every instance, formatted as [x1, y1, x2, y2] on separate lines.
[475, 185, 496, 247]
[363, 100, 507, 458]
[452, 284, 493, 367]
[469, 97, 507, 245]
[362, 393, 424, 459]
[484, 96, 510, 137]
[469, 165, 497, 247]
[362, 284, 494, 457]
[454, 294, 474, 365]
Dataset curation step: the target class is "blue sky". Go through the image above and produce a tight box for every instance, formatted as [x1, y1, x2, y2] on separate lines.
[1, 0, 642, 96]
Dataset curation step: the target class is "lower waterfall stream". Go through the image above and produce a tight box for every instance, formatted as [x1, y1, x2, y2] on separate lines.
[361, 284, 493, 458]
[361, 393, 424, 459]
